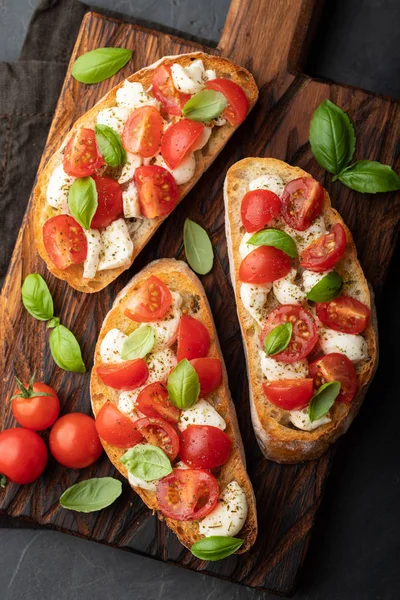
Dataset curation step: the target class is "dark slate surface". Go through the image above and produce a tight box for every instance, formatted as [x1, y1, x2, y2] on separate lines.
[1, 1, 400, 599]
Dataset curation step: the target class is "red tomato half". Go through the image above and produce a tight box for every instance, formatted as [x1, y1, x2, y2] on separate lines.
[43, 214, 88, 270]
[310, 353, 357, 404]
[133, 417, 179, 461]
[190, 358, 222, 396]
[240, 189, 282, 233]
[180, 425, 232, 469]
[156, 469, 219, 520]
[177, 315, 210, 362]
[124, 275, 172, 322]
[300, 223, 347, 272]
[0, 428, 47, 484]
[151, 65, 191, 116]
[281, 177, 324, 231]
[95, 401, 143, 448]
[12, 379, 60, 431]
[137, 382, 181, 424]
[161, 119, 204, 169]
[205, 78, 249, 125]
[49, 413, 102, 469]
[262, 379, 314, 410]
[316, 295, 370, 334]
[239, 246, 291, 284]
[260, 305, 318, 362]
[134, 165, 179, 218]
[122, 106, 163, 157]
[90, 176, 123, 228]
[97, 360, 149, 391]
[63, 128, 103, 177]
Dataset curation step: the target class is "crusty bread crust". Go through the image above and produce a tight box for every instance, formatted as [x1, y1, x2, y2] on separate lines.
[90, 259, 257, 552]
[224, 158, 378, 463]
[34, 53, 258, 293]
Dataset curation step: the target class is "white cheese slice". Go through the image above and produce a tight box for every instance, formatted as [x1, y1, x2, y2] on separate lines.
[171, 59, 205, 94]
[178, 399, 226, 432]
[143, 291, 182, 351]
[203, 69, 217, 82]
[273, 268, 306, 305]
[289, 407, 331, 431]
[192, 126, 212, 151]
[128, 470, 157, 492]
[240, 282, 271, 325]
[249, 174, 285, 197]
[319, 328, 369, 363]
[82, 228, 102, 279]
[199, 481, 248, 537]
[100, 328, 127, 364]
[146, 348, 177, 383]
[260, 352, 309, 380]
[283, 215, 327, 253]
[117, 388, 145, 420]
[96, 107, 130, 135]
[302, 269, 332, 294]
[239, 231, 255, 258]
[118, 153, 143, 184]
[116, 80, 160, 110]
[122, 181, 141, 218]
[46, 164, 75, 211]
[154, 152, 196, 185]
[97, 218, 134, 271]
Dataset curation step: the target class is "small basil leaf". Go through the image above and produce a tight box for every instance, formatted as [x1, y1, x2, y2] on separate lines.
[248, 228, 298, 258]
[191, 536, 244, 561]
[306, 271, 343, 302]
[309, 99, 355, 175]
[264, 322, 292, 356]
[184, 218, 214, 275]
[49, 324, 86, 373]
[121, 326, 155, 360]
[60, 477, 122, 513]
[182, 90, 227, 123]
[167, 359, 200, 410]
[338, 160, 400, 193]
[21, 274, 54, 321]
[47, 316, 60, 329]
[95, 124, 126, 167]
[120, 444, 172, 481]
[308, 381, 341, 422]
[68, 177, 98, 230]
[72, 47, 133, 84]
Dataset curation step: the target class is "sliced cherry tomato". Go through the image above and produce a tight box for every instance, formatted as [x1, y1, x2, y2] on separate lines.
[260, 305, 318, 362]
[95, 401, 144, 448]
[11, 375, 60, 431]
[239, 246, 291, 284]
[161, 119, 204, 169]
[300, 223, 347, 272]
[262, 379, 314, 410]
[124, 275, 172, 322]
[151, 65, 191, 116]
[205, 78, 249, 125]
[281, 177, 324, 231]
[177, 315, 210, 362]
[122, 106, 163, 157]
[49, 413, 102, 469]
[137, 382, 181, 424]
[240, 189, 282, 233]
[316, 295, 370, 334]
[90, 176, 123, 228]
[63, 127, 103, 177]
[156, 468, 219, 520]
[97, 359, 149, 391]
[134, 417, 179, 461]
[310, 353, 357, 404]
[134, 165, 179, 218]
[190, 358, 222, 396]
[43, 214, 88, 270]
[180, 425, 232, 469]
[0, 428, 47, 484]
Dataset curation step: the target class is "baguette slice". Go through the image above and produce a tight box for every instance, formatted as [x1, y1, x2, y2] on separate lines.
[224, 158, 378, 463]
[34, 52, 258, 293]
[90, 258, 257, 553]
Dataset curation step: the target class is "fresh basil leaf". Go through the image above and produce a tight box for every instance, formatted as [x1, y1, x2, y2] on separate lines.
[72, 47, 133, 84]
[21, 274, 54, 321]
[264, 322, 292, 356]
[120, 444, 172, 481]
[60, 477, 122, 513]
[308, 381, 341, 422]
[167, 359, 200, 409]
[121, 326, 155, 360]
[184, 218, 214, 275]
[309, 99, 355, 175]
[191, 536, 244, 561]
[47, 316, 60, 329]
[49, 324, 86, 373]
[306, 271, 343, 302]
[338, 160, 400, 193]
[248, 228, 298, 258]
[95, 124, 126, 167]
[182, 90, 227, 123]
[68, 177, 98, 230]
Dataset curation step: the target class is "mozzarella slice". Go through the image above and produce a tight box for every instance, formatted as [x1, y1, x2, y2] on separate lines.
[100, 328, 127, 363]
[199, 481, 248, 537]
[116, 80, 160, 110]
[289, 407, 331, 431]
[122, 181, 141, 218]
[273, 268, 306, 305]
[171, 59, 205, 94]
[283, 216, 327, 253]
[96, 107, 130, 135]
[191, 126, 212, 151]
[178, 399, 226, 432]
[249, 174, 285, 197]
[240, 282, 271, 324]
[118, 153, 143, 184]
[118, 388, 144, 420]
[82, 229, 102, 279]
[319, 328, 369, 363]
[203, 69, 217, 82]
[128, 470, 157, 492]
[214, 115, 227, 126]
[260, 352, 309, 380]
[97, 219, 134, 271]
[146, 348, 177, 383]
[145, 291, 182, 351]
[239, 232, 255, 258]
[154, 152, 196, 186]
[46, 164, 75, 211]
[302, 269, 332, 294]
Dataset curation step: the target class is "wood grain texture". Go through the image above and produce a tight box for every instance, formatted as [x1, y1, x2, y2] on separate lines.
[1, 1, 399, 596]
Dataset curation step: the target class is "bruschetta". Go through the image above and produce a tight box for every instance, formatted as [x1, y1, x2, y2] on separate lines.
[224, 158, 378, 463]
[34, 52, 258, 293]
[90, 259, 257, 554]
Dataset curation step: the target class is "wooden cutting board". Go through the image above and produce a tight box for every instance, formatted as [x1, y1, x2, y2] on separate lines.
[1, 0, 399, 595]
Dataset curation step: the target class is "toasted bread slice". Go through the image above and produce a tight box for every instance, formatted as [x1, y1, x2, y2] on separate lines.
[34, 53, 258, 293]
[224, 158, 378, 463]
[90, 259, 257, 552]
